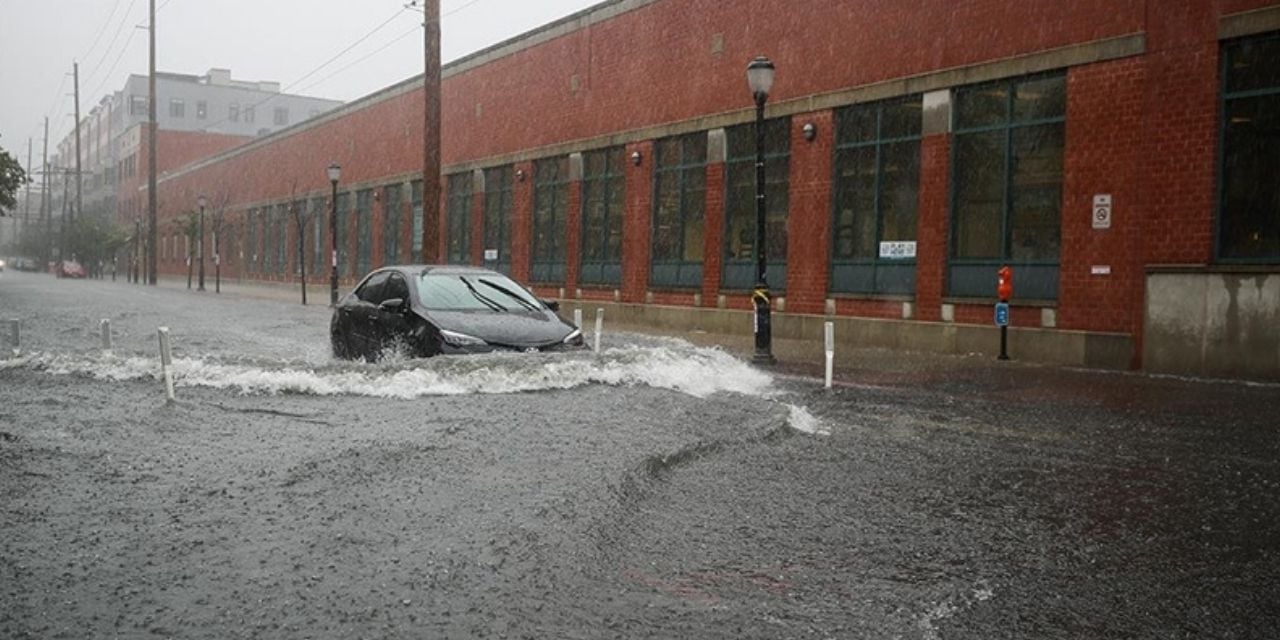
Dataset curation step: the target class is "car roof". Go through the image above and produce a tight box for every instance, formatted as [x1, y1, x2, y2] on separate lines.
[377, 264, 503, 277]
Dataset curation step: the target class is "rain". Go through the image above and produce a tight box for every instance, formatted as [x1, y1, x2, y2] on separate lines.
[3, 1, 1280, 638]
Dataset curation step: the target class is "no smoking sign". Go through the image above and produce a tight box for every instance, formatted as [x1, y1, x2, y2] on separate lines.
[1092, 194, 1112, 229]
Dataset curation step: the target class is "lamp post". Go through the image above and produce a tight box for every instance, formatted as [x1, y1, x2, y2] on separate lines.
[213, 212, 221, 294]
[197, 195, 207, 291]
[747, 55, 776, 366]
[328, 163, 341, 306]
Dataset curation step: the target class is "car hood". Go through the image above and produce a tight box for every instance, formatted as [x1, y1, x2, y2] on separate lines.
[422, 309, 574, 348]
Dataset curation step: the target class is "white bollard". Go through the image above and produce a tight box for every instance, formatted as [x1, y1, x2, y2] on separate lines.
[824, 321, 835, 390]
[594, 308, 604, 353]
[573, 308, 583, 330]
[157, 327, 176, 403]
[7, 319, 18, 357]
[100, 319, 113, 351]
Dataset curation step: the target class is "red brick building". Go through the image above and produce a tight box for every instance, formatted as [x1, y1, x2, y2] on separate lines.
[151, 0, 1280, 379]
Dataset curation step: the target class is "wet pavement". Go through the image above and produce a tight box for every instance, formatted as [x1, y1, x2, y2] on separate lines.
[2, 269, 1278, 639]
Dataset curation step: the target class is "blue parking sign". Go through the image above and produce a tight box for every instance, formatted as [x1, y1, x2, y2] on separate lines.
[994, 302, 1010, 327]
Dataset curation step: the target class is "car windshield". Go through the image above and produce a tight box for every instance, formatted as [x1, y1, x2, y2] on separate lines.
[417, 272, 544, 312]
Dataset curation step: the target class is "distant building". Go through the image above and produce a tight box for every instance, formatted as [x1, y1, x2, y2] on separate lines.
[51, 68, 342, 223]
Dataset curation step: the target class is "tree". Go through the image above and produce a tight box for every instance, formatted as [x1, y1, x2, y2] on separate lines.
[0, 146, 28, 214]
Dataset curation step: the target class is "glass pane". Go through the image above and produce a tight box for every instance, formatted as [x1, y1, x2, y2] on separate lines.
[1010, 123, 1064, 261]
[953, 131, 1005, 259]
[956, 84, 1009, 130]
[1226, 35, 1280, 94]
[583, 192, 606, 260]
[837, 103, 877, 145]
[683, 133, 707, 165]
[653, 171, 680, 260]
[1221, 94, 1280, 259]
[833, 147, 877, 259]
[585, 149, 607, 178]
[727, 123, 755, 160]
[725, 162, 755, 260]
[682, 167, 705, 262]
[880, 96, 923, 139]
[765, 154, 789, 261]
[656, 138, 681, 168]
[605, 176, 624, 260]
[1013, 75, 1066, 122]
[880, 140, 920, 244]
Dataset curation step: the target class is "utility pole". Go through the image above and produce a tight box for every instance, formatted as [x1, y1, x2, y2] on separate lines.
[60, 169, 70, 263]
[147, 0, 158, 285]
[73, 61, 83, 224]
[422, 0, 441, 264]
[41, 118, 50, 268]
[24, 137, 32, 230]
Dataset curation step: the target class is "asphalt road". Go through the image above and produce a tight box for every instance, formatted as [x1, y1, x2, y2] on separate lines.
[2, 270, 1278, 639]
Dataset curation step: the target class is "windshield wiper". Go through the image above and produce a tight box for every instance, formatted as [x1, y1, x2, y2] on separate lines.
[459, 276, 507, 312]
[477, 278, 539, 311]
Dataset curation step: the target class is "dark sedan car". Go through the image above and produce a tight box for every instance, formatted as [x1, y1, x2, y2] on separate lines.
[330, 265, 585, 360]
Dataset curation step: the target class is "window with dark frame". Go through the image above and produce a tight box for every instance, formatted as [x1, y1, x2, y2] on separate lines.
[651, 132, 708, 288]
[336, 192, 350, 278]
[382, 184, 401, 267]
[1220, 33, 1280, 262]
[356, 189, 373, 277]
[950, 73, 1066, 300]
[197, 100, 207, 120]
[484, 166, 514, 275]
[292, 201, 306, 276]
[724, 117, 790, 291]
[229, 103, 240, 122]
[274, 107, 289, 126]
[277, 204, 290, 276]
[130, 95, 147, 116]
[411, 180, 424, 260]
[245, 106, 255, 124]
[312, 197, 326, 277]
[169, 99, 185, 119]
[533, 157, 570, 283]
[831, 96, 922, 295]
[446, 173, 472, 265]
[581, 147, 626, 286]
[245, 209, 257, 274]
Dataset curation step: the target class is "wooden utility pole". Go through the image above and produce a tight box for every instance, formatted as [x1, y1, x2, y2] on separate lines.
[41, 118, 50, 266]
[73, 61, 82, 223]
[421, 0, 441, 264]
[24, 137, 32, 229]
[147, 0, 158, 285]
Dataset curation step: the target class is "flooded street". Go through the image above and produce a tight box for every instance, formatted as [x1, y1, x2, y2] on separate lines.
[2, 271, 1278, 638]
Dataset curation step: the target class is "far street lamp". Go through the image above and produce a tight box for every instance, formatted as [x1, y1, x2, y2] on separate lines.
[747, 55, 776, 366]
[197, 195, 207, 291]
[327, 163, 341, 306]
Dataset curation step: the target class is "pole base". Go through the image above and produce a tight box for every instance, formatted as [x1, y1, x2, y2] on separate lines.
[751, 351, 777, 366]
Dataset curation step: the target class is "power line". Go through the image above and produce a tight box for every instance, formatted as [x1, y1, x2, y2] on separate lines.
[78, 0, 128, 66]
[83, 0, 141, 92]
[295, 25, 420, 95]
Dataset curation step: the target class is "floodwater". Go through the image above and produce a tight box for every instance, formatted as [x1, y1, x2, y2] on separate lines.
[2, 270, 1278, 639]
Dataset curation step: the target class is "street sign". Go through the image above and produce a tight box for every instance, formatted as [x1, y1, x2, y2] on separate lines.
[484, 249, 499, 261]
[1092, 194, 1112, 229]
[994, 302, 1010, 327]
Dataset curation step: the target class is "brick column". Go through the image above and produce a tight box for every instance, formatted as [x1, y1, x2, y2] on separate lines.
[371, 193, 385, 269]
[785, 110, 834, 315]
[470, 169, 485, 266]
[915, 134, 950, 322]
[512, 161, 534, 282]
[565, 152, 584, 294]
[622, 141, 653, 303]
[702, 129, 726, 307]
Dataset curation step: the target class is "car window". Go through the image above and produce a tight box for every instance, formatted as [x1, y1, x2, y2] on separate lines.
[356, 272, 390, 303]
[416, 272, 542, 311]
[385, 273, 410, 302]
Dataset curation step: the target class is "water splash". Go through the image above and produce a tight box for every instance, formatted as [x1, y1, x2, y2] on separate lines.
[1, 343, 775, 401]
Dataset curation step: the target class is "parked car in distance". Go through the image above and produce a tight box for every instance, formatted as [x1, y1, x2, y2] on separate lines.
[11, 257, 40, 272]
[56, 260, 87, 279]
[330, 265, 584, 361]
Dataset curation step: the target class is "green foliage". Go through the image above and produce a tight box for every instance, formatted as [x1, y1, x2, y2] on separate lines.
[0, 146, 28, 213]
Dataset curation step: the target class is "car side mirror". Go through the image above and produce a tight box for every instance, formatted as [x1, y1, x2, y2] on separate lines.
[379, 298, 406, 313]
[542, 299, 560, 312]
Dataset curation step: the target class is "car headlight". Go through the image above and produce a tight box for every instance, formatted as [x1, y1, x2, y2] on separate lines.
[563, 329, 583, 345]
[440, 329, 487, 347]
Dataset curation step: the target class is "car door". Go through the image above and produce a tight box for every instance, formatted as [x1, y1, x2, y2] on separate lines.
[348, 271, 389, 358]
[374, 272, 413, 354]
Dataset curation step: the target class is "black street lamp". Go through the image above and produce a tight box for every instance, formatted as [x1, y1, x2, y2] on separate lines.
[213, 211, 221, 294]
[328, 163, 341, 306]
[197, 195, 207, 291]
[747, 55, 776, 366]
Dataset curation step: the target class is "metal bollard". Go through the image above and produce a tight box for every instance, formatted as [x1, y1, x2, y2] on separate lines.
[574, 308, 583, 330]
[157, 327, 176, 403]
[594, 308, 604, 353]
[824, 321, 834, 390]
[7, 319, 18, 357]
[100, 319, 113, 351]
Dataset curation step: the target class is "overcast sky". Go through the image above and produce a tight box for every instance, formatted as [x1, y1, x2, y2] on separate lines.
[0, 0, 602, 162]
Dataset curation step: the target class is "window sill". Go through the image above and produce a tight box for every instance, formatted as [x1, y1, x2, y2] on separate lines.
[943, 296, 1057, 308]
[828, 292, 914, 302]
